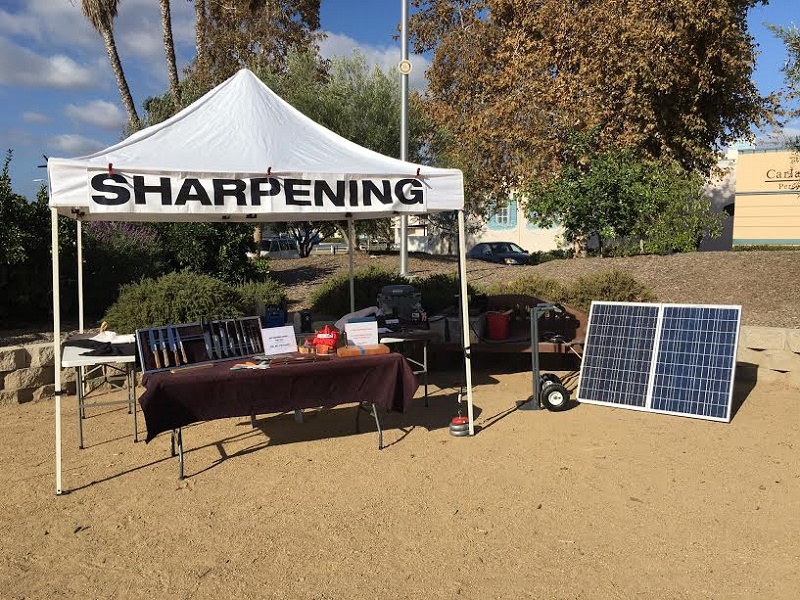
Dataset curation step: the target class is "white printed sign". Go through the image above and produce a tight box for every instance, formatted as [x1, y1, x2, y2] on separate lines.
[260, 325, 298, 356]
[345, 321, 379, 347]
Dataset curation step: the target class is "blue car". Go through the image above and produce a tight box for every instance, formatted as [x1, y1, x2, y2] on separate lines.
[466, 242, 530, 265]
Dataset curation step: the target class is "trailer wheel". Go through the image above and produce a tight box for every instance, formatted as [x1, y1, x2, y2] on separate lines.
[541, 383, 570, 412]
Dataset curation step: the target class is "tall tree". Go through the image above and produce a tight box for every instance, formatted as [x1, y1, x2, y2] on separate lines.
[80, 0, 140, 128]
[195, 0, 322, 86]
[194, 0, 208, 69]
[159, 0, 181, 105]
[769, 23, 800, 149]
[410, 0, 777, 208]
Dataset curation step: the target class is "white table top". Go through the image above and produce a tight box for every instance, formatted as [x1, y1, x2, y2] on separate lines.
[61, 342, 136, 368]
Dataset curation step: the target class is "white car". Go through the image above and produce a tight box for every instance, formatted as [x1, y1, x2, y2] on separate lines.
[248, 237, 300, 259]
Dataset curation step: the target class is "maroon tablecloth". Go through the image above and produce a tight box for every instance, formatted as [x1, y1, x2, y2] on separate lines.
[139, 353, 419, 442]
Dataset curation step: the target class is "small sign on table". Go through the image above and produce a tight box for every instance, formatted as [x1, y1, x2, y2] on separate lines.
[260, 325, 298, 356]
[345, 320, 379, 347]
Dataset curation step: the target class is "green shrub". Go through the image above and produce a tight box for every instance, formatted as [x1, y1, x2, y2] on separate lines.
[414, 273, 482, 314]
[310, 267, 481, 316]
[236, 279, 288, 314]
[732, 245, 800, 252]
[485, 275, 568, 304]
[103, 271, 244, 333]
[310, 266, 407, 316]
[527, 249, 573, 265]
[564, 269, 656, 313]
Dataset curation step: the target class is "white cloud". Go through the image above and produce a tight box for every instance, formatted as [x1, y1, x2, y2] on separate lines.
[0, 1, 96, 49]
[65, 100, 126, 130]
[48, 134, 105, 155]
[0, 37, 94, 88]
[319, 32, 429, 91]
[23, 111, 50, 124]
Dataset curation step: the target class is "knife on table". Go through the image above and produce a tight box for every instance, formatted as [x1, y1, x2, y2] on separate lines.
[158, 327, 170, 367]
[211, 321, 223, 360]
[234, 320, 247, 355]
[226, 321, 240, 356]
[148, 329, 161, 369]
[174, 326, 188, 364]
[167, 326, 180, 366]
[202, 319, 214, 360]
[246, 320, 261, 353]
[218, 322, 230, 357]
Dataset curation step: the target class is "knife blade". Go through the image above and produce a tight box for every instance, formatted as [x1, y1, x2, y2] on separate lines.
[234, 319, 247, 355]
[246, 320, 261, 353]
[167, 326, 180, 366]
[158, 327, 170, 367]
[226, 321, 239, 356]
[202, 319, 214, 360]
[218, 322, 230, 357]
[148, 329, 161, 369]
[174, 326, 188, 364]
[211, 321, 222, 359]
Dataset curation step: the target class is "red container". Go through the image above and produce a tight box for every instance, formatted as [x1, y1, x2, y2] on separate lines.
[485, 311, 511, 340]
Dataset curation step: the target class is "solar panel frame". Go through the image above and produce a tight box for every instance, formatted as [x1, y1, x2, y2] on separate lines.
[577, 302, 742, 423]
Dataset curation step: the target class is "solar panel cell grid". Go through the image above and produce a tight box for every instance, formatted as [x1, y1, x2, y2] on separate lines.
[577, 302, 741, 422]
[579, 304, 658, 408]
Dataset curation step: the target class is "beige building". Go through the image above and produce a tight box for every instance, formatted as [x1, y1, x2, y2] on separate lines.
[734, 148, 800, 246]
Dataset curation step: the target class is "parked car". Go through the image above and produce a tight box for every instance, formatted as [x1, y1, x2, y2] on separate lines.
[466, 242, 530, 265]
[247, 237, 300, 259]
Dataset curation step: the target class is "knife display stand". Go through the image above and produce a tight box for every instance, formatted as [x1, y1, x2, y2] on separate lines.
[136, 316, 264, 375]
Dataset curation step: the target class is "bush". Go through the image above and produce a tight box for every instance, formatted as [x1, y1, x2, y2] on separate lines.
[485, 275, 568, 304]
[310, 267, 408, 316]
[103, 271, 244, 333]
[527, 249, 573, 265]
[564, 270, 656, 313]
[310, 268, 481, 317]
[732, 245, 800, 252]
[236, 279, 288, 315]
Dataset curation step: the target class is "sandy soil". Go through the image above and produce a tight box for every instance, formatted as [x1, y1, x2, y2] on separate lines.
[2, 362, 799, 599]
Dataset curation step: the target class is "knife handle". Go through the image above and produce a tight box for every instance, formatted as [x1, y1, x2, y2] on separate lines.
[153, 348, 161, 369]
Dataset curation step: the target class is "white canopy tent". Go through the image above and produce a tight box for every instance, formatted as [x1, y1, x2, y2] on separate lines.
[47, 68, 475, 494]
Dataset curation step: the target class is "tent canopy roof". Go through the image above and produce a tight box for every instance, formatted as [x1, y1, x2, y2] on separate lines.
[47, 69, 463, 222]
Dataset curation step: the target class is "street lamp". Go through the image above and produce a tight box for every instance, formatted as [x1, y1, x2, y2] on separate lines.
[399, 0, 410, 275]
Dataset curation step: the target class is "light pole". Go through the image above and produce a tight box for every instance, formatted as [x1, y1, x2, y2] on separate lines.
[399, 0, 410, 276]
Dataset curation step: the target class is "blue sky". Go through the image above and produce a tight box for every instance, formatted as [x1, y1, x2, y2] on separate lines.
[0, 0, 797, 199]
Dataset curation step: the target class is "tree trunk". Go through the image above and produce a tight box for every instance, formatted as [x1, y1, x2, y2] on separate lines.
[194, 0, 207, 67]
[100, 25, 139, 129]
[160, 0, 181, 105]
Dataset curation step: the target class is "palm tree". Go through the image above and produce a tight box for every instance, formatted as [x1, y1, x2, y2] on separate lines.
[194, 0, 207, 68]
[159, 0, 181, 105]
[80, 0, 140, 128]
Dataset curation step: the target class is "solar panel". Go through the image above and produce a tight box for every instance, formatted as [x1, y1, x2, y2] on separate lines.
[577, 302, 741, 422]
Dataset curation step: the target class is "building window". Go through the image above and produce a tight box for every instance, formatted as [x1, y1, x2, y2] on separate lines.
[487, 200, 518, 230]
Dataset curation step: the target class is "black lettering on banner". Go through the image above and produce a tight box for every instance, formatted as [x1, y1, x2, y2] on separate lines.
[285, 179, 311, 206]
[395, 178, 424, 205]
[213, 179, 247, 206]
[314, 180, 346, 207]
[349, 180, 359, 207]
[363, 180, 393, 205]
[133, 175, 172, 205]
[175, 178, 212, 206]
[250, 177, 281, 206]
[90, 173, 131, 206]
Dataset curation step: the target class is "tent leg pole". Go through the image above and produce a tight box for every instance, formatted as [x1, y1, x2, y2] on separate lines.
[51, 207, 63, 495]
[348, 218, 355, 314]
[457, 210, 475, 435]
[77, 220, 84, 333]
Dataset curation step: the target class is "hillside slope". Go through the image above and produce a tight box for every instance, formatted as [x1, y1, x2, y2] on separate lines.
[270, 250, 800, 329]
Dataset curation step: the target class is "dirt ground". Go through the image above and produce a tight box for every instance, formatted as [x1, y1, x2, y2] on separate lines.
[2, 360, 799, 599]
